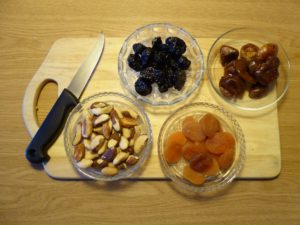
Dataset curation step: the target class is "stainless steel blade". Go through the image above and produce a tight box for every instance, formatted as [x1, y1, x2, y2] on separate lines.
[67, 34, 105, 99]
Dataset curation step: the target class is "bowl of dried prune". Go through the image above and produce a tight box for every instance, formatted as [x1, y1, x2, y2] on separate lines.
[118, 23, 204, 106]
[158, 102, 245, 194]
[207, 28, 290, 111]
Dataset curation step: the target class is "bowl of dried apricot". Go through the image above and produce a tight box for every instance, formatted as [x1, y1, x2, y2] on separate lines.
[64, 92, 152, 181]
[207, 28, 290, 111]
[158, 102, 245, 193]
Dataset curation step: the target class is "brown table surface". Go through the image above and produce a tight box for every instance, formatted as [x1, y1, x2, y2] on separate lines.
[1, 0, 300, 224]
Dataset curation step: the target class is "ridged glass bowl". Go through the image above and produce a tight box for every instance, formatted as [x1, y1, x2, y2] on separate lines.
[158, 102, 246, 194]
[64, 92, 152, 181]
[118, 23, 204, 106]
[207, 28, 290, 112]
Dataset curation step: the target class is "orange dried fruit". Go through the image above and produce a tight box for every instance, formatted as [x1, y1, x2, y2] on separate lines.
[165, 131, 187, 148]
[164, 144, 182, 164]
[164, 131, 187, 164]
[182, 120, 206, 142]
[199, 113, 221, 138]
[183, 165, 205, 185]
[202, 158, 220, 176]
[189, 152, 213, 173]
[217, 147, 235, 171]
[182, 141, 207, 161]
[182, 116, 197, 127]
[205, 132, 235, 154]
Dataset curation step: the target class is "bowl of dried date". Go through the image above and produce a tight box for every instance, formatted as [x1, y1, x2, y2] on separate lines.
[64, 92, 152, 181]
[118, 23, 204, 106]
[158, 102, 245, 194]
[207, 28, 290, 111]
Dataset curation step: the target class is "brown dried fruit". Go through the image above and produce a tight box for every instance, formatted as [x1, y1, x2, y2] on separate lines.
[219, 75, 245, 98]
[249, 83, 269, 99]
[220, 45, 239, 66]
[235, 58, 256, 84]
[240, 43, 259, 62]
[257, 43, 278, 61]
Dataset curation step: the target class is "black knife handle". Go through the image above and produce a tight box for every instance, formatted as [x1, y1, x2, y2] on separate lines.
[25, 89, 79, 164]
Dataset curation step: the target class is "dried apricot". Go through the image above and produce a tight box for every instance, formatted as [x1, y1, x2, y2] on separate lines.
[183, 165, 205, 185]
[202, 158, 220, 176]
[199, 113, 221, 138]
[164, 144, 182, 164]
[182, 116, 197, 127]
[217, 147, 235, 171]
[164, 131, 187, 164]
[182, 120, 206, 142]
[182, 141, 207, 161]
[189, 152, 213, 173]
[165, 131, 187, 148]
[205, 132, 235, 154]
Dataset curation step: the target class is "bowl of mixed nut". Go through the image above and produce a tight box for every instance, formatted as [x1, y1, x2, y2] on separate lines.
[64, 92, 152, 181]
[118, 23, 204, 106]
[207, 28, 290, 111]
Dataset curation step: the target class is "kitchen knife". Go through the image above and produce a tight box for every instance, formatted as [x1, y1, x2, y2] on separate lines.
[25, 34, 105, 164]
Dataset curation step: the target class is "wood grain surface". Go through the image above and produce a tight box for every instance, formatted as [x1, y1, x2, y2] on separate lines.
[0, 0, 299, 225]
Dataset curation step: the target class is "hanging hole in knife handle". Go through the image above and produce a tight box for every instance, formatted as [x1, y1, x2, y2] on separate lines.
[36, 80, 58, 126]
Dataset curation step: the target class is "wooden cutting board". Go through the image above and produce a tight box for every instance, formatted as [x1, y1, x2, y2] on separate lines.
[22, 37, 281, 180]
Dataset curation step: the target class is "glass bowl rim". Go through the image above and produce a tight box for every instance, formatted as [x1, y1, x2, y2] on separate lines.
[64, 91, 153, 181]
[118, 22, 205, 106]
[157, 102, 246, 193]
[206, 27, 291, 111]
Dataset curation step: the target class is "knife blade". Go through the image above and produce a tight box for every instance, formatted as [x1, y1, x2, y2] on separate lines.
[25, 34, 105, 164]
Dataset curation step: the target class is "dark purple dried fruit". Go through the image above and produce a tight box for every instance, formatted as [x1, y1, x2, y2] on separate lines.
[177, 56, 191, 70]
[220, 45, 239, 66]
[127, 54, 142, 71]
[141, 47, 153, 67]
[134, 78, 152, 96]
[166, 37, 187, 56]
[152, 37, 162, 49]
[257, 43, 278, 61]
[140, 67, 163, 84]
[174, 71, 187, 91]
[219, 75, 245, 98]
[159, 44, 169, 52]
[133, 43, 146, 55]
[240, 43, 259, 62]
[158, 83, 169, 93]
[153, 51, 168, 66]
[249, 83, 269, 99]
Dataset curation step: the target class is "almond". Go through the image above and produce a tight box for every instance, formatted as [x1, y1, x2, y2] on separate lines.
[77, 159, 93, 169]
[74, 143, 85, 162]
[113, 152, 129, 165]
[84, 150, 99, 160]
[94, 114, 110, 127]
[120, 117, 138, 128]
[134, 135, 148, 154]
[119, 136, 129, 150]
[98, 140, 107, 155]
[72, 122, 82, 146]
[108, 139, 118, 148]
[126, 155, 139, 166]
[101, 166, 118, 176]
[122, 109, 139, 120]
[102, 122, 111, 139]
[82, 116, 93, 138]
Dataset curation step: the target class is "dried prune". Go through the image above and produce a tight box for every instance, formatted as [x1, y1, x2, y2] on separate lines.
[177, 56, 191, 70]
[166, 37, 187, 56]
[158, 83, 169, 93]
[257, 43, 278, 61]
[140, 67, 162, 84]
[249, 83, 269, 99]
[220, 45, 239, 66]
[127, 54, 142, 71]
[219, 75, 245, 98]
[133, 43, 146, 55]
[240, 43, 259, 62]
[141, 47, 153, 67]
[174, 71, 187, 91]
[134, 78, 152, 96]
[153, 51, 168, 66]
[152, 36, 162, 49]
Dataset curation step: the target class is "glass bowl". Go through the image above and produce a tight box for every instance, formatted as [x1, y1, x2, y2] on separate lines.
[207, 28, 290, 111]
[118, 23, 204, 106]
[158, 102, 245, 194]
[64, 92, 152, 181]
